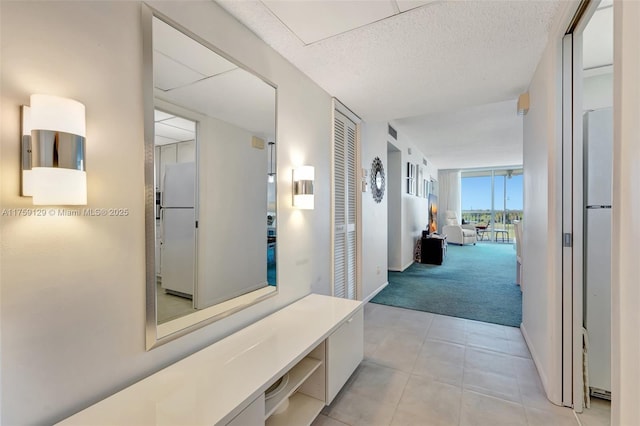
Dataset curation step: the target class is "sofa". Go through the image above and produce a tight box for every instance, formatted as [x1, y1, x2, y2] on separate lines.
[441, 210, 477, 245]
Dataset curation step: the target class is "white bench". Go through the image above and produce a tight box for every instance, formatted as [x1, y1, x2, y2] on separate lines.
[58, 294, 363, 426]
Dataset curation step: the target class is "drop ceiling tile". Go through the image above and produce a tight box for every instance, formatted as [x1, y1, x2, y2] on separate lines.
[155, 135, 179, 146]
[162, 116, 197, 133]
[154, 51, 205, 91]
[155, 122, 195, 142]
[153, 17, 237, 77]
[262, 0, 397, 44]
[396, 0, 436, 13]
[160, 69, 276, 137]
[155, 110, 174, 122]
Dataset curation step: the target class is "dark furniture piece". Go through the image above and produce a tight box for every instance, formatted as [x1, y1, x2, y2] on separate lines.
[420, 235, 447, 265]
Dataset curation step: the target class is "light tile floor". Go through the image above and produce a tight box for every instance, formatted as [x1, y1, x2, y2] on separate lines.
[313, 303, 579, 426]
[576, 398, 611, 426]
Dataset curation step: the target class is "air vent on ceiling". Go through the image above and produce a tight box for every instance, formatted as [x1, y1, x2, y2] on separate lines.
[388, 124, 397, 140]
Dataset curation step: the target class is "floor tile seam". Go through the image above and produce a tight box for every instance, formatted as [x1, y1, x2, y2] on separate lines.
[462, 387, 527, 411]
[325, 413, 352, 426]
[461, 352, 523, 404]
[511, 353, 537, 392]
[360, 358, 414, 377]
[524, 403, 581, 422]
[461, 381, 523, 406]
[516, 386, 579, 418]
[465, 342, 513, 355]
[406, 346, 422, 377]
[386, 363, 414, 426]
[454, 355, 465, 426]
[384, 327, 430, 342]
[424, 334, 466, 346]
[407, 369, 464, 390]
[464, 342, 528, 366]
[523, 405, 581, 426]
[463, 363, 518, 382]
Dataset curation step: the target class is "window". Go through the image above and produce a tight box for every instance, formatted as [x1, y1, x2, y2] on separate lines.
[461, 169, 523, 241]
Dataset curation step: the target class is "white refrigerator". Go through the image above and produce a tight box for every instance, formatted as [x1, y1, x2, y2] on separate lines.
[161, 162, 196, 298]
[584, 107, 613, 399]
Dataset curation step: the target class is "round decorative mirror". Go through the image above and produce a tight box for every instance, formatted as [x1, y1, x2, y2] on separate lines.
[371, 157, 385, 203]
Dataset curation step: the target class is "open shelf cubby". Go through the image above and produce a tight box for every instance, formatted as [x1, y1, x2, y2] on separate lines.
[265, 393, 324, 426]
[265, 341, 326, 426]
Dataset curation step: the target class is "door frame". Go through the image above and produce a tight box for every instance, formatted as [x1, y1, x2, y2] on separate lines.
[562, 0, 602, 412]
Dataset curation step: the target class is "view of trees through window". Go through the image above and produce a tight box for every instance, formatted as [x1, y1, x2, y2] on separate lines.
[461, 169, 523, 241]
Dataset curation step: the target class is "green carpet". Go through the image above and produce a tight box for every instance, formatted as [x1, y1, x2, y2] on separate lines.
[371, 243, 522, 327]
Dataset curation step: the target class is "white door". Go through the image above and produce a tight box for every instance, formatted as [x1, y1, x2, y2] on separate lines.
[333, 109, 358, 300]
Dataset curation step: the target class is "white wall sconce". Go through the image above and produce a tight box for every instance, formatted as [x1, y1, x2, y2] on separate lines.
[292, 165, 314, 210]
[21, 94, 87, 205]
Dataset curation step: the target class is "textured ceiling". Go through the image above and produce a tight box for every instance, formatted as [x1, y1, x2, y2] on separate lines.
[395, 100, 523, 170]
[216, 0, 564, 169]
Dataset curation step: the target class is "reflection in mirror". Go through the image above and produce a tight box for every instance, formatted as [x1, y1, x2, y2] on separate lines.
[145, 11, 277, 348]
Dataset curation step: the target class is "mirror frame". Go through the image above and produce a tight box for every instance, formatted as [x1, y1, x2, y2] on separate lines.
[142, 5, 279, 350]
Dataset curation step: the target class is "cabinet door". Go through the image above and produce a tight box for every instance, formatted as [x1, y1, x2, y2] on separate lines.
[326, 308, 364, 404]
[225, 393, 265, 426]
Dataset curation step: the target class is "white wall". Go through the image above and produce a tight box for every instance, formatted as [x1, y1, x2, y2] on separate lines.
[387, 148, 402, 271]
[612, 2, 640, 424]
[0, 1, 332, 424]
[198, 115, 267, 307]
[521, 22, 565, 406]
[386, 126, 437, 272]
[360, 122, 388, 300]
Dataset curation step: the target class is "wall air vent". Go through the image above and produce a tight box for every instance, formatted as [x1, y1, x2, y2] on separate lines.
[423, 158, 428, 166]
[388, 124, 397, 140]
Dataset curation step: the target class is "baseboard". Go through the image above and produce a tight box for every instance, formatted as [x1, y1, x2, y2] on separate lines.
[521, 322, 558, 405]
[389, 260, 415, 272]
[400, 260, 414, 272]
[363, 281, 388, 303]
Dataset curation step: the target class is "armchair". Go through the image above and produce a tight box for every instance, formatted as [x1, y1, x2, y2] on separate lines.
[441, 210, 477, 245]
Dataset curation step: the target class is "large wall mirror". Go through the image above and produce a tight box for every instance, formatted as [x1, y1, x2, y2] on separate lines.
[143, 8, 278, 349]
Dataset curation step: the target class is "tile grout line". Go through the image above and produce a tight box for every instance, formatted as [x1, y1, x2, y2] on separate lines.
[457, 344, 468, 426]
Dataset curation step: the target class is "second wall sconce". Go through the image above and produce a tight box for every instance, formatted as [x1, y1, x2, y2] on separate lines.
[21, 94, 87, 205]
[292, 165, 314, 210]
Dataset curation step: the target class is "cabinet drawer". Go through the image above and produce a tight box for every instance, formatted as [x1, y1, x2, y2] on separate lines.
[326, 308, 364, 404]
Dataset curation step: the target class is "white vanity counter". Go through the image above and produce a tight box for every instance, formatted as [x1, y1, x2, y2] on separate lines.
[59, 294, 363, 425]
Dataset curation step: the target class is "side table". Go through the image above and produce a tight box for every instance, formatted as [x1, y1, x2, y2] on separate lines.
[420, 235, 447, 265]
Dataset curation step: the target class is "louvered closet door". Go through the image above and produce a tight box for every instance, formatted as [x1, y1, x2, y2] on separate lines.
[334, 111, 357, 300]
